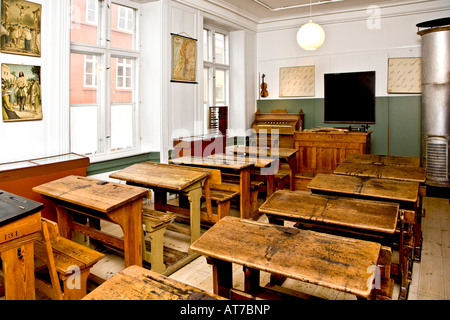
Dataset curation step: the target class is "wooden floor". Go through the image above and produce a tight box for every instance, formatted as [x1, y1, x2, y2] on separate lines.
[87, 193, 450, 300]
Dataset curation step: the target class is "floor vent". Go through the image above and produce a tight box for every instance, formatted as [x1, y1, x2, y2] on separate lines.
[426, 137, 449, 182]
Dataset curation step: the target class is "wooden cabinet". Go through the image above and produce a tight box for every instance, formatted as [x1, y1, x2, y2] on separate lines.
[172, 134, 226, 158]
[294, 131, 371, 175]
[209, 106, 228, 135]
[0, 153, 90, 221]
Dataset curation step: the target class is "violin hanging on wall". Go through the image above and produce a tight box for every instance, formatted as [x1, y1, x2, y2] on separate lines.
[260, 74, 269, 98]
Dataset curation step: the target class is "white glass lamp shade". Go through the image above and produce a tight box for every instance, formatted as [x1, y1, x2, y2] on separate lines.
[296, 20, 325, 50]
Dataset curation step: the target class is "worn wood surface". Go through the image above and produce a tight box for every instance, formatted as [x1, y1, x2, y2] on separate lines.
[334, 161, 426, 183]
[0, 211, 41, 300]
[308, 174, 419, 203]
[33, 175, 149, 213]
[83, 265, 226, 300]
[228, 145, 298, 159]
[110, 162, 209, 191]
[170, 156, 253, 171]
[342, 154, 421, 167]
[191, 216, 381, 298]
[259, 190, 399, 234]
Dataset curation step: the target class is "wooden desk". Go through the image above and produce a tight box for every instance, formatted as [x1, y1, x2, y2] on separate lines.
[207, 153, 279, 198]
[169, 156, 254, 219]
[334, 162, 426, 183]
[0, 190, 43, 300]
[110, 162, 209, 244]
[33, 175, 149, 267]
[83, 265, 225, 300]
[342, 154, 421, 167]
[259, 190, 409, 299]
[308, 174, 419, 205]
[191, 216, 382, 299]
[228, 146, 298, 191]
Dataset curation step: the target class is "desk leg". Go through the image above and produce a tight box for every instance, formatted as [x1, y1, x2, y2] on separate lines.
[240, 168, 251, 220]
[244, 266, 260, 294]
[1, 242, 35, 300]
[187, 187, 202, 245]
[266, 174, 275, 198]
[108, 199, 143, 267]
[287, 155, 296, 191]
[55, 206, 73, 239]
[207, 257, 232, 298]
[153, 190, 167, 211]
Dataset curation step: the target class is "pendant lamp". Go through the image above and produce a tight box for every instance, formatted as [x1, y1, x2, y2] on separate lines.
[297, 1, 325, 50]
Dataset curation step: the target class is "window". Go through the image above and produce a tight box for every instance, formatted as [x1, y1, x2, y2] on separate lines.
[70, 0, 139, 158]
[118, 6, 133, 32]
[86, 0, 97, 24]
[203, 26, 229, 133]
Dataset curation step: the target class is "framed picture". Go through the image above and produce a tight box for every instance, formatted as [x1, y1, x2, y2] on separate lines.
[2, 63, 42, 122]
[171, 33, 197, 83]
[387, 57, 422, 94]
[279, 66, 315, 97]
[1, 0, 41, 57]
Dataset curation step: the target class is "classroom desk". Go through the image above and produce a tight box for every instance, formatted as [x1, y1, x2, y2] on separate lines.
[207, 153, 279, 198]
[258, 190, 409, 300]
[110, 162, 209, 247]
[334, 161, 426, 183]
[83, 265, 225, 300]
[227, 145, 298, 191]
[33, 175, 149, 267]
[308, 173, 423, 262]
[342, 154, 421, 167]
[191, 216, 382, 300]
[169, 156, 254, 219]
[0, 190, 43, 300]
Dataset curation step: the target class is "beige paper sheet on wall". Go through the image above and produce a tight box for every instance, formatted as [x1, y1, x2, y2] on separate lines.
[279, 66, 315, 97]
[387, 57, 422, 94]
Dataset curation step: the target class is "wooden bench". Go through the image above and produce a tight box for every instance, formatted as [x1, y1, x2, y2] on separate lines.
[34, 218, 104, 300]
[141, 204, 176, 273]
[221, 173, 263, 212]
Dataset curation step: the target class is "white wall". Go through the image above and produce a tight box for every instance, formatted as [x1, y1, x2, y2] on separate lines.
[0, 0, 70, 163]
[256, 1, 450, 99]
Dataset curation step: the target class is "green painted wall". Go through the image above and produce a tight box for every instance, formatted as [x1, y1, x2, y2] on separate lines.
[87, 152, 160, 176]
[257, 96, 422, 157]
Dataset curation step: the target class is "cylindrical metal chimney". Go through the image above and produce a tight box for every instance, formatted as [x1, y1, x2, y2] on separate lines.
[417, 19, 450, 183]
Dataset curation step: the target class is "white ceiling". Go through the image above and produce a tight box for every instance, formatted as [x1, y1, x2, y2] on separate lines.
[130, 0, 423, 23]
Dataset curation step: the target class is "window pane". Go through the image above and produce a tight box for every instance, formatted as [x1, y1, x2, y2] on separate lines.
[215, 69, 226, 105]
[214, 33, 225, 65]
[71, 0, 99, 45]
[111, 57, 133, 93]
[203, 68, 209, 105]
[111, 104, 134, 151]
[111, 3, 135, 50]
[70, 53, 100, 104]
[203, 29, 211, 62]
[70, 106, 98, 155]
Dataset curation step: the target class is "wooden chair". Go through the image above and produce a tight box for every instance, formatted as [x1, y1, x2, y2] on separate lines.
[34, 218, 104, 300]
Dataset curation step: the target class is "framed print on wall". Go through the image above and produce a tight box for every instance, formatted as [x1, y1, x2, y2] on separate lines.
[171, 33, 197, 84]
[387, 57, 422, 94]
[279, 65, 315, 97]
[2, 63, 42, 122]
[1, 0, 41, 57]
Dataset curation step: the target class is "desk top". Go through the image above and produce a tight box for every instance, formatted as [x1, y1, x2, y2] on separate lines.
[32, 175, 149, 213]
[191, 216, 381, 298]
[227, 146, 298, 159]
[259, 190, 399, 234]
[308, 173, 419, 203]
[110, 162, 209, 191]
[170, 156, 253, 170]
[335, 161, 426, 183]
[0, 190, 43, 227]
[343, 154, 421, 167]
[207, 153, 278, 168]
[83, 265, 225, 300]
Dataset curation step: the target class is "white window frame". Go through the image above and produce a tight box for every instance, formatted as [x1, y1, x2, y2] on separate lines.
[85, 0, 98, 24]
[116, 57, 132, 89]
[70, 0, 141, 161]
[118, 5, 133, 32]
